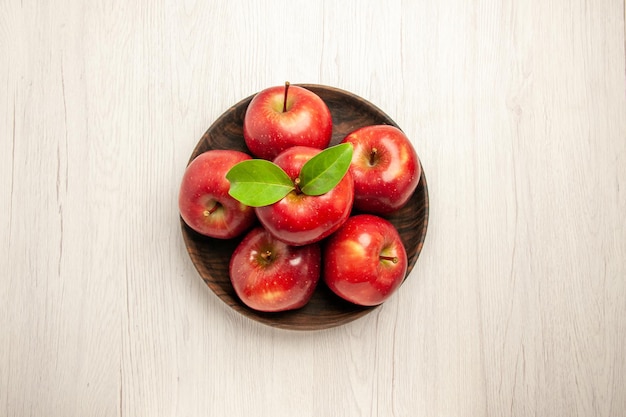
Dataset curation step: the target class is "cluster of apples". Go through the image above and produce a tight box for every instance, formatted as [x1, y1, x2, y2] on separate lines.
[179, 83, 421, 312]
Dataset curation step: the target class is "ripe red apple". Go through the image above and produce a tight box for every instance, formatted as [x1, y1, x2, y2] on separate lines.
[243, 82, 333, 160]
[323, 214, 408, 306]
[254, 146, 354, 246]
[229, 227, 321, 312]
[341, 125, 421, 214]
[179, 150, 257, 239]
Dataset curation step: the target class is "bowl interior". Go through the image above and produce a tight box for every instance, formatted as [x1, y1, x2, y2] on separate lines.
[181, 84, 429, 330]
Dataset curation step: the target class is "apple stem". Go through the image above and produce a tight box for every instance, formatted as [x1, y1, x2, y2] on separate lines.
[294, 177, 302, 194]
[380, 255, 399, 264]
[370, 148, 378, 166]
[203, 203, 221, 217]
[261, 250, 273, 261]
[283, 81, 290, 113]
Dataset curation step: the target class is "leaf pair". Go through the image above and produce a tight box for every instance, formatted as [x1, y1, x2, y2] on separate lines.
[226, 143, 354, 207]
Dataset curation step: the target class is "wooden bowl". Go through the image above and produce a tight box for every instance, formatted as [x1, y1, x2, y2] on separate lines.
[181, 84, 429, 330]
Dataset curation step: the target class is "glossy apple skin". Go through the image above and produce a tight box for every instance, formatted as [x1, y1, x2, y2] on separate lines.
[323, 214, 408, 306]
[179, 150, 257, 239]
[243, 84, 333, 160]
[229, 227, 321, 312]
[255, 146, 354, 246]
[341, 125, 421, 214]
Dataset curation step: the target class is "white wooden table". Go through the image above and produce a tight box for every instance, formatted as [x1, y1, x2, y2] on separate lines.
[1, 1, 625, 416]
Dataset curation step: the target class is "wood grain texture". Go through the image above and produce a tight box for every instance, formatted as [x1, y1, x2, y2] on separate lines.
[1, 0, 625, 416]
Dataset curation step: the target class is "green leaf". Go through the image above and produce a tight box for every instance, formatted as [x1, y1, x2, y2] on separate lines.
[299, 143, 354, 196]
[226, 159, 294, 207]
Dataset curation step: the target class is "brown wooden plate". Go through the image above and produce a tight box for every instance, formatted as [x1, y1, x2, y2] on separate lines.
[181, 84, 429, 330]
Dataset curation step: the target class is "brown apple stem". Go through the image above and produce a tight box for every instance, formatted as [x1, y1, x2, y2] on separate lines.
[370, 148, 378, 166]
[293, 177, 302, 194]
[283, 81, 290, 112]
[203, 203, 221, 217]
[380, 255, 399, 263]
[261, 250, 273, 261]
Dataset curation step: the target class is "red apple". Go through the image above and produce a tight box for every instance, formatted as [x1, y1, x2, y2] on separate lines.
[341, 125, 421, 214]
[323, 214, 407, 306]
[255, 146, 354, 246]
[229, 227, 321, 312]
[243, 82, 332, 160]
[179, 150, 256, 239]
